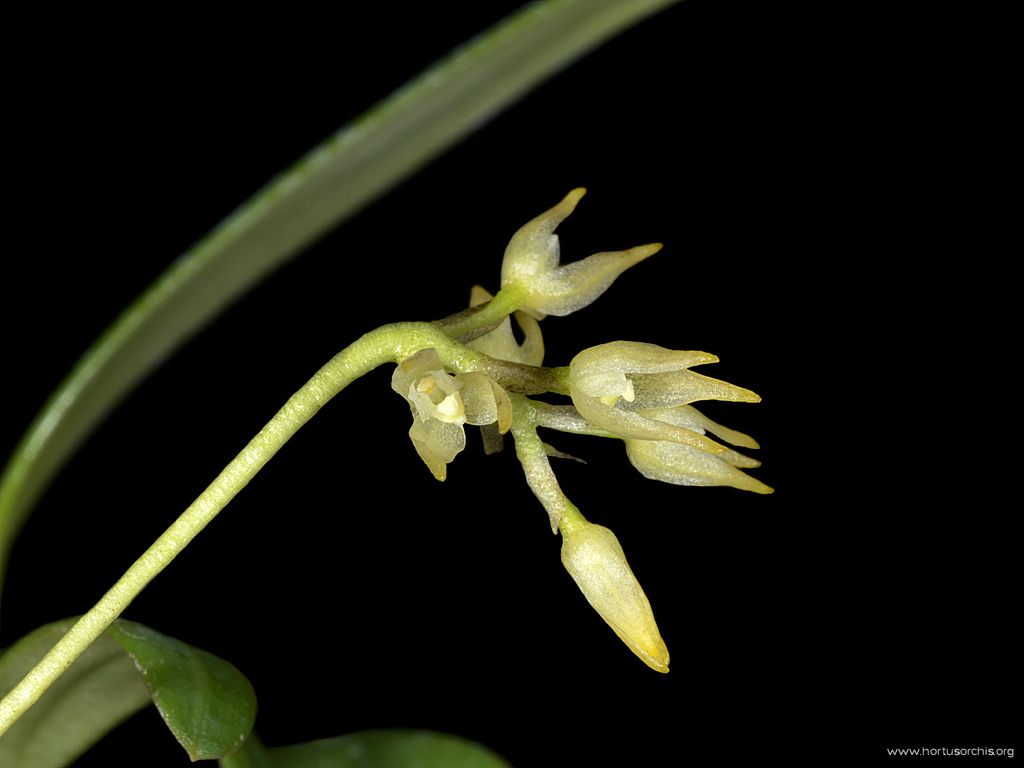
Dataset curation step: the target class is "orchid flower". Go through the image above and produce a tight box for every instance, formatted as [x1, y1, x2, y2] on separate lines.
[499, 188, 661, 318]
[391, 349, 510, 480]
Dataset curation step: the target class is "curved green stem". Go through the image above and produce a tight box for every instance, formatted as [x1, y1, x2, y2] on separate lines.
[434, 286, 527, 340]
[509, 395, 585, 534]
[0, 317, 553, 734]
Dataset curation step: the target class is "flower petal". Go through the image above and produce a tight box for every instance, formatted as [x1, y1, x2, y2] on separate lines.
[527, 244, 661, 317]
[467, 286, 545, 366]
[500, 188, 586, 289]
[408, 418, 467, 482]
[627, 369, 760, 409]
[638, 405, 761, 450]
[572, 392, 731, 454]
[572, 341, 718, 379]
[626, 438, 773, 494]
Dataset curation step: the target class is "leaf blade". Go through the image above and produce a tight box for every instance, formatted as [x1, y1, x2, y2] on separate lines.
[106, 618, 257, 761]
[0, 618, 257, 766]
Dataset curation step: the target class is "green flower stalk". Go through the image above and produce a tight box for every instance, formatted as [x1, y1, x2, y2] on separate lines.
[467, 286, 545, 367]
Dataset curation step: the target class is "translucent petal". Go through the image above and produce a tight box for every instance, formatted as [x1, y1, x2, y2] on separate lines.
[628, 369, 760, 409]
[531, 403, 616, 437]
[409, 371, 465, 425]
[408, 418, 467, 481]
[391, 348, 446, 398]
[467, 286, 545, 366]
[492, 380, 513, 433]
[626, 438, 773, 494]
[459, 372, 498, 426]
[572, 392, 731, 455]
[637, 405, 761, 449]
[571, 341, 718, 380]
[468, 285, 492, 308]
[527, 244, 661, 317]
[513, 311, 545, 366]
[719, 449, 761, 469]
[467, 290, 520, 362]
[561, 522, 670, 673]
[500, 188, 586, 288]
[579, 370, 634, 400]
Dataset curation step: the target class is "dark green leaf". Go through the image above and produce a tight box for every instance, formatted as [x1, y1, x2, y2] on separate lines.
[0, 619, 150, 768]
[106, 618, 257, 761]
[227, 729, 512, 768]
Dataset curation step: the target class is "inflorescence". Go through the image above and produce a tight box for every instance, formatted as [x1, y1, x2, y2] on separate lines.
[392, 189, 772, 673]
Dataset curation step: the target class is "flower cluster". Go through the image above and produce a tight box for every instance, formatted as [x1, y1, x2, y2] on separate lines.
[391, 190, 771, 673]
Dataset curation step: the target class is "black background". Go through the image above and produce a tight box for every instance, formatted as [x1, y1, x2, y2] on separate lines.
[1, 2, 1015, 766]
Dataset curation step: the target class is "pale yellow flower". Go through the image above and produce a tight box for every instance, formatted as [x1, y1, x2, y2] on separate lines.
[569, 341, 760, 455]
[392, 349, 511, 480]
[500, 188, 660, 318]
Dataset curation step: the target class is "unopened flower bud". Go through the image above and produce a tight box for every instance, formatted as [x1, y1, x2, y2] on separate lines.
[560, 519, 669, 673]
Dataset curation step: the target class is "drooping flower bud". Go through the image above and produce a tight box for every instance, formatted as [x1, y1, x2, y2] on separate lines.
[560, 519, 670, 673]
[500, 189, 660, 318]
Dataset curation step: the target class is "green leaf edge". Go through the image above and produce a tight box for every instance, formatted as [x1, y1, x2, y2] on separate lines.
[0, 617, 256, 766]
[106, 618, 257, 762]
[223, 729, 512, 768]
[0, 0, 681, 601]
[2, 619, 509, 768]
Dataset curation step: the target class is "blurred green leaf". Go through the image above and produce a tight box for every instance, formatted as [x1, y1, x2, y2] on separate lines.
[106, 619, 256, 761]
[0, 0, 680, 597]
[0, 618, 256, 766]
[222, 729, 512, 768]
[0, 619, 148, 768]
